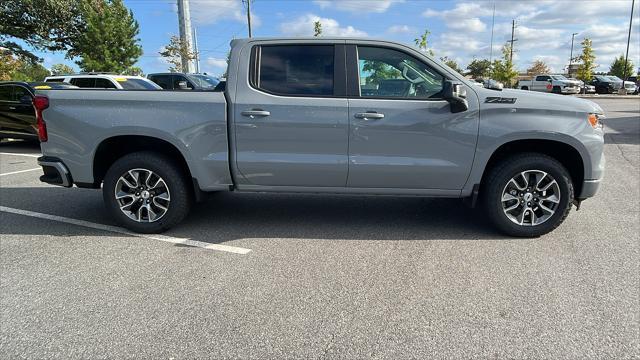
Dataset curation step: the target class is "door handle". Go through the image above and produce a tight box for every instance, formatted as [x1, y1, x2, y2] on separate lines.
[241, 109, 271, 118]
[8, 106, 16, 110]
[354, 112, 384, 120]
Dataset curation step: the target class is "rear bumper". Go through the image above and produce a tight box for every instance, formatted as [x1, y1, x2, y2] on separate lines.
[37, 156, 72, 187]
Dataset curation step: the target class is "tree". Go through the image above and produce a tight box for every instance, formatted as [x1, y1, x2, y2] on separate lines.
[527, 60, 551, 76]
[70, 0, 143, 73]
[314, 21, 322, 37]
[576, 38, 596, 84]
[414, 29, 434, 56]
[159, 35, 198, 73]
[491, 43, 518, 88]
[440, 56, 463, 74]
[466, 58, 492, 79]
[0, 0, 84, 63]
[50, 64, 75, 76]
[609, 55, 634, 79]
[361, 61, 401, 86]
[0, 50, 22, 81]
[11, 62, 51, 82]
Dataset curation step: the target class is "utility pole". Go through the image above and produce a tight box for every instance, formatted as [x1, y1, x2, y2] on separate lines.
[622, 0, 635, 87]
[569, 32, 578, 75]
[177, 0, 195, 73]
[507, 19, 518, 64]
[193, 26, 200, 73]
[489, 1, 495, 64]
[244, 0, 252, 38]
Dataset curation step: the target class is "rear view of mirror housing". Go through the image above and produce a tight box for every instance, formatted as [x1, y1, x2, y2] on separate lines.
[443, 80, 469, 113]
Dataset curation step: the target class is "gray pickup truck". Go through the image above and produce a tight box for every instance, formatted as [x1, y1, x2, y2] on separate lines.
[35, 38, 605, 237]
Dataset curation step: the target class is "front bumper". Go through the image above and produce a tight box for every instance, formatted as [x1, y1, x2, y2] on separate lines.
[37, 156, 72, 187]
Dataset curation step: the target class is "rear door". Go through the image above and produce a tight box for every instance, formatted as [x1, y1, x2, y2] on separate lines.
[232, 42, 349, 187]
[0, 85, 35, 136]
[345, 43, 479, 190]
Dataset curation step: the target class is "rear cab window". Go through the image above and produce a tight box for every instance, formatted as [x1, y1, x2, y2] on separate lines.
[117, 78, 158, 90]
[250, 45, 335, 96]
[70, 78, 96, 88]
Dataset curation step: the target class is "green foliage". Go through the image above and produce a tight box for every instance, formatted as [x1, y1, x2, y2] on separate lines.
[361, 61, 401, 86]
[159, 35, 198, 73]
[314, 21, 322, 37]
[70, 0, 142, 73]
[609, 54, 634, 79]
[50, 64, 75, 76]
[12, 62, 51, 82]
[576, 38, 596, 83]
[466, 58, 492, 79]
[0, 51, 22, 80]
[526, 60, 551, 76]
[440, 56, 463, 74]
[491, 44, 518, 87]
[414, 29, 434, 56]
[0, 0, 84, 63]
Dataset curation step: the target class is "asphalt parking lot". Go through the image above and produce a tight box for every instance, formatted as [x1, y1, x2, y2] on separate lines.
[1, 98, 638, 359]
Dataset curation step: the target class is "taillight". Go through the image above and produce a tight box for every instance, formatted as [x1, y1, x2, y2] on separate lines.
[32, 95, 49, 142]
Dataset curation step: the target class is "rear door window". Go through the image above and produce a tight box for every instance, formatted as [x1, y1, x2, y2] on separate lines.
[535, 75, 550, 81]
[13, 86, 31, 101]
[252, 45, 335, 96]
[149, 75, 173, 89]
[0, 86, 13, 101]
[95, 78, 117, 89]
[70, 78, 96, 88]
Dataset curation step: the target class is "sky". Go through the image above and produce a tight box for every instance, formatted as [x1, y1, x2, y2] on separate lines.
[33, 0, 640, 77]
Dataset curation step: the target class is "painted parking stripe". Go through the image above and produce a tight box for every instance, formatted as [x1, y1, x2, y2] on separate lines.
[0, 152, 41, 158]
[0, 206, 252, 255]
[0, 168, 42, 176]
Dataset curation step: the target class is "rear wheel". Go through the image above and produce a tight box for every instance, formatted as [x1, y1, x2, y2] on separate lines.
[521, 86, 529, 90]
[103, 151, 192, 233]
[552, 86, 561, 94]
[482, 153, 573, 237]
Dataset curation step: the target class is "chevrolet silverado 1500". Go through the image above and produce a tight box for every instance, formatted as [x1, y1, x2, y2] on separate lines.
[35, 38, 605, 237]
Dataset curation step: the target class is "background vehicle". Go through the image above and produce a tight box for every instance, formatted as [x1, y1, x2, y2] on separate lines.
[590, 75, 622, 94]
[45, 74, 161, 90]
[0, 81, 77, 141]
[35, 38, 605, 237]
[147, 73, 221, 90]
[606, 76, 639, 94]
[568, 77, 595, 93]
[518, 74, 581, 94]
[626, 76, 639, 94]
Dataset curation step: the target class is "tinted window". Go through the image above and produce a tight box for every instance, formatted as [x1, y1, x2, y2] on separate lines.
[173, 75, 194, 90]
[535, 75, 550, 81]
[149, 75, 172, 89]
[70, 78, 95, 88]
[187, 74, 219, 89]
[13, 86, 31, 101]
[0, 86, 12, 101]
[95, 78, 117, 89]
[118, 78, 158, 90]
[357, 46, 444, 99]
[45, 78, 65, 83]
[255, 45, 334, 96]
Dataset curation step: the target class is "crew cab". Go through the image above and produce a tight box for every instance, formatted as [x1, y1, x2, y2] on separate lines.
[34, 38, 605, 237]
[518, 74, 581, 94]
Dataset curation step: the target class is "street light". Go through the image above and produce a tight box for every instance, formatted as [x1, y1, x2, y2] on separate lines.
[568, 32, 578, 75]
[622, 0, 635, 91]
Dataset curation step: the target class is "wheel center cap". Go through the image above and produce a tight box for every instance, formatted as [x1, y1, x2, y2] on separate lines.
[523, 193, 533, 202]
[141, 190, 150, 199]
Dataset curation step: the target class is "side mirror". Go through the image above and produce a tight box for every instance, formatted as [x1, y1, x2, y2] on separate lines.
[19, 95, 32, 104]
[443, 80, 468, 113]
[548, 79, 552, 83]
[177, 81, 189, 90]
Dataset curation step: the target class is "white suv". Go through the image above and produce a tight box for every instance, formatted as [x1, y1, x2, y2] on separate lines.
[44, 74, 161, 90]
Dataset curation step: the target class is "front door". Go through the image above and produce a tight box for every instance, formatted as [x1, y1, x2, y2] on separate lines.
[233, 43, 349, 187]
[346, 44, 479, 190]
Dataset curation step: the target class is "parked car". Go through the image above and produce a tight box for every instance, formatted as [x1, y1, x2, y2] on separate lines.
[0, 81, 77, 141]
[518, 74, 581, 94]
[147, 73, 221, 90]
[34, 37, 605, 237]
[606, 76, 638, 94]
[45, 74, 161, 90]
[590, 75, 622, 94]
[567, 78, 595, 93]
[626, 76, 639, 94]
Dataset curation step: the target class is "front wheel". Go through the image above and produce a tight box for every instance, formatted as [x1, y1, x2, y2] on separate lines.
[103, 151, 192, 233]
[482, 153, 573, 237]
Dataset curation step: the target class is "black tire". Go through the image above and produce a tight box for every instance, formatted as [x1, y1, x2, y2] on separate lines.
[521, 86, 529, 90]
[103, 151, 192, 233]
[482, 153, 573, 237]
[552, 86, 561, 94]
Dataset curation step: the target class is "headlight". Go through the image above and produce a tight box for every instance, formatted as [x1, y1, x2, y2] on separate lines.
[588, 113, 604, 129]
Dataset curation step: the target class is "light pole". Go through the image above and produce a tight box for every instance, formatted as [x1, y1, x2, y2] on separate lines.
[568, 32, 578, 75]
[622, 0, 635, 89]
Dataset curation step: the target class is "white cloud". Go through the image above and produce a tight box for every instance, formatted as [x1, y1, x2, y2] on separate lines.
[206, 57, 227, 68]
[314, 0, 404, 13]
[387, 25, 414, 34]
[280, 14, 367, 37]
[185, 0, 261, 27]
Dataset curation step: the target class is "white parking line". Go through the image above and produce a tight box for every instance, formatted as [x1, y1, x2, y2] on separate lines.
[0, 152, 41, 158]
[0, 168, 42, 176]
[0, 206, 252, 255]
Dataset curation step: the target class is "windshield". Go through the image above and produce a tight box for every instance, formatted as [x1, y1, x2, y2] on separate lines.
[186, 74, 219, 89]
[117, 78, 160, 90]
[551, 75, 567, 80]
[607, 76, 622, 82]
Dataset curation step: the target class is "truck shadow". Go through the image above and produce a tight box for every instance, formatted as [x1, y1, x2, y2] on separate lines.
[604, 115, 640, 146]
[0, 187, 509, 244]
